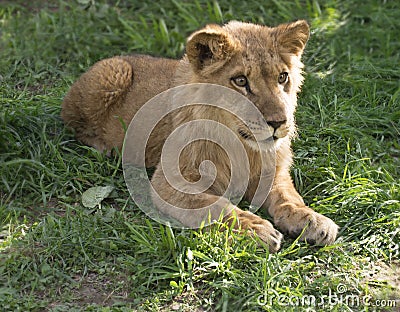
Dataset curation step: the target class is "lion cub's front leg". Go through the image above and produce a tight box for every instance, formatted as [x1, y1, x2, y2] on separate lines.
[226, 208, 283, 253]
[151, 165, 283, 253]
[266, 171, 338, 246]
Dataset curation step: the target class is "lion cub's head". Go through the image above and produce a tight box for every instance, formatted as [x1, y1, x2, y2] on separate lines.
[178, 20, 309, 150]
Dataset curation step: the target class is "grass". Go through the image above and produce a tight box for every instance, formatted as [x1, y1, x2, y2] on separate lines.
[0, 0, 399, 311]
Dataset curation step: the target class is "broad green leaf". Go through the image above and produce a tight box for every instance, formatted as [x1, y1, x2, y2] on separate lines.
[82, 186, 114, 208]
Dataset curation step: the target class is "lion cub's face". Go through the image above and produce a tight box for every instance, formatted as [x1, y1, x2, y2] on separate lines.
[183, 20, 309, 150]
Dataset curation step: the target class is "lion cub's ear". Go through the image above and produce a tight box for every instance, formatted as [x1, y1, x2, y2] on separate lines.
[274, 20, 310, 57]
[186, 24, 238, 72]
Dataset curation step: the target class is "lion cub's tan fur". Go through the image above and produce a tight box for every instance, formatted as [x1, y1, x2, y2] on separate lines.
[62, 20, 338, 252]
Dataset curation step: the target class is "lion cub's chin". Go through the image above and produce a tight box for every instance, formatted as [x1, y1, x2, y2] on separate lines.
[242, 137, 278, 152]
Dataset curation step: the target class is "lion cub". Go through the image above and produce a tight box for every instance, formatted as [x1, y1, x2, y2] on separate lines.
[61, 20, 338, 252]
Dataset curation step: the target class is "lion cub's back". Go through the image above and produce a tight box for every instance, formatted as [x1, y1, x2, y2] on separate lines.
[120, 54, 180, 108]
[61, 54, 179, 152]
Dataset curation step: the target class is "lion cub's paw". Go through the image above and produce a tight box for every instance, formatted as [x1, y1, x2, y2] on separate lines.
[275, 206, 338, 246]
[234, 210, 283, 253]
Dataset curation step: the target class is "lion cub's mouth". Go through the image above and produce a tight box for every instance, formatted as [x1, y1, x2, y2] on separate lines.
[237, 122, 290, 150]
[238, 127, 276, 143]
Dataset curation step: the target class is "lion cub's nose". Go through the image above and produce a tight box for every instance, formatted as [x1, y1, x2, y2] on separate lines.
[267, 120, 286, 130]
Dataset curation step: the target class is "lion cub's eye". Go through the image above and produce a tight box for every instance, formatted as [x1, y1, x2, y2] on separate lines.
[232, 75, 248, 87]
[278, 72, 289, 84]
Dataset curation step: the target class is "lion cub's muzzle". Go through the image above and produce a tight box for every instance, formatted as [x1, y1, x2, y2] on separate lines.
[239, 119, 289, 146]
[267, 120, 289, 140]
